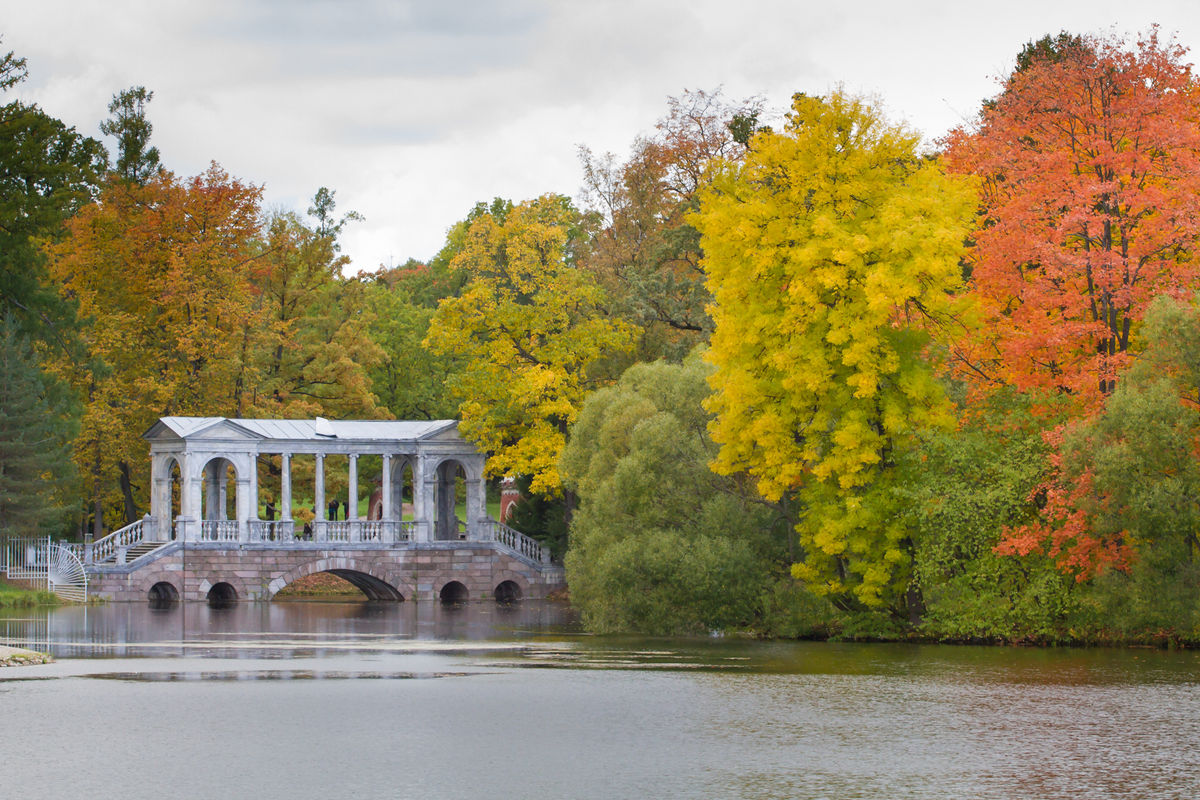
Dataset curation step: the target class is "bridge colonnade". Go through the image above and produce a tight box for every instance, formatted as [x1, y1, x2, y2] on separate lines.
[144, 418, 487, 546]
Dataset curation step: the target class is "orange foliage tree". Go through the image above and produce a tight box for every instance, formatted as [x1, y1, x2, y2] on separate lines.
[943, 28, 1200, 408]
[944, 29, 1200, 578]
[48, 164, 264, 529]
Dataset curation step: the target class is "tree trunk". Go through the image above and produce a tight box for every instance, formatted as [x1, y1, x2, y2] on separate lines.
[92, 448, 104, 538]
[118, 460, 138, 526]
[905, 581, 926, 627]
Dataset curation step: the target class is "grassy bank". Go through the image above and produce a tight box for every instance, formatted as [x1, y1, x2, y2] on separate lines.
[0, 578, 60, 609]
[274, 572, 365, 599]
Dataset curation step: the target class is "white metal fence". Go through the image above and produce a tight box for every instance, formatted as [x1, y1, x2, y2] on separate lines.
[1, 535, 50, 583]
[1, 536, 88, 602]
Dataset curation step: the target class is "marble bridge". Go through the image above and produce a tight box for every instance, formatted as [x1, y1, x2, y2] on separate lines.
[83, 417, 564, 604]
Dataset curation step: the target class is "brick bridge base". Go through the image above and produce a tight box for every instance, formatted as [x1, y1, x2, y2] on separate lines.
[87, 541, 565, 603]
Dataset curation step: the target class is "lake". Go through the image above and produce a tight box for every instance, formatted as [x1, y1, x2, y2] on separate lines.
[2, 600, 1198, 799]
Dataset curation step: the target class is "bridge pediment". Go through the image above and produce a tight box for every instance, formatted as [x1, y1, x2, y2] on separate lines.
[418, 422, 462, 442]
[187, 419, 264, 441]
[144, 417, 263, 443]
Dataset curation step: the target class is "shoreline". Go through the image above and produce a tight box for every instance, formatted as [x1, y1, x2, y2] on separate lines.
[0, 644, 54, 667]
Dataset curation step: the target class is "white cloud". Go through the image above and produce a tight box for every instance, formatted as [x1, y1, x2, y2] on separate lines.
[5, 0, 1200, 266]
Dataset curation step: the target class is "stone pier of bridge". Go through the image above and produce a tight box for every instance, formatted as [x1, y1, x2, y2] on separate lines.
[87, 540, 562, 603]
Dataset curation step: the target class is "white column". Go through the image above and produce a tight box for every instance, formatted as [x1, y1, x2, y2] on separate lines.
[205, 461, 219, 521]
[183, 463, 202, 542]
[347, 454, 359, 521]
[381, 454, 392, 521]
[217, 466, 228, 521]
[235, 471, 251, 542]
[413, 453, 430, 542]
[314, 454, 326, 520]
[468, 461, 487, 540]
[437, 462, 456, 540]
[280, 453, 292, 520]
[249, 455, 259, 521]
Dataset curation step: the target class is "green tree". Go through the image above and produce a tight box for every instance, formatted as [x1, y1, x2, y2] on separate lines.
[307, 186, 363, 242]
[897, 389, 1078, 640]
[99, 86, 160, 184]
[1013, 295, 1200, 637]
[364, 272, 459, 420]
[561, 355, 786, 634]
[0, 42, 106, 341]
[242, 201, 384, 420]
[0, 314, 76, 538]
[692, 90, 978, 613]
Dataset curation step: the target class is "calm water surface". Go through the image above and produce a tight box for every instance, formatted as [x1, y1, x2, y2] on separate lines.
[2, 601, 1198, 799]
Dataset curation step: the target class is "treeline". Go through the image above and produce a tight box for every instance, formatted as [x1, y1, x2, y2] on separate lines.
[5, 30, 1200, 644]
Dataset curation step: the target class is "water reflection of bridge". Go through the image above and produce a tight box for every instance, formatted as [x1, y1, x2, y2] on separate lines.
[84, 418, 564, 604]
[0, 601, 575, 659]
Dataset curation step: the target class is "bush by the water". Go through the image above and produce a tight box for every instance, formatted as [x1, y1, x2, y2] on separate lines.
[561, 355, 794, 635]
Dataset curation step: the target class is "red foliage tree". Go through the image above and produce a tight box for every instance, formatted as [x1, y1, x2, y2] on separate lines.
[945, 29, 1200, 578]
[943, 28, 1200, 410]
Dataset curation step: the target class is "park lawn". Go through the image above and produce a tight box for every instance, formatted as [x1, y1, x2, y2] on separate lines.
[0, 578, 59, 609]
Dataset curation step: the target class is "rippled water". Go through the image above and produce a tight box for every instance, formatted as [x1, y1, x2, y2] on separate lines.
[2, 601, 1199, 799]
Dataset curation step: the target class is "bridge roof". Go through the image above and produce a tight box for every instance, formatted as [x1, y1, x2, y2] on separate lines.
[146, 417, 458, 443]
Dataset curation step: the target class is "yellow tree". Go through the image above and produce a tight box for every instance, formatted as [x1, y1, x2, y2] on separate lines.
[424, 194, 637, 496]
[692, 91, 977, 612]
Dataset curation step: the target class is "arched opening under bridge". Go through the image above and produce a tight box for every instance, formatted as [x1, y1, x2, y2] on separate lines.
[148, 581, 179, 607]
[207, 582, 238, 607]
[494, 580, 522, 603]
[440, 580, 469, 604]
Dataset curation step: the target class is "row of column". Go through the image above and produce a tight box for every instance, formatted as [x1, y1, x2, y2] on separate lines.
[151, 450, 486, 543]
[274, 453, 394, 523]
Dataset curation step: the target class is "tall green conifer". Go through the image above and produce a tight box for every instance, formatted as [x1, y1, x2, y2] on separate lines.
[0, 315, 76, 538]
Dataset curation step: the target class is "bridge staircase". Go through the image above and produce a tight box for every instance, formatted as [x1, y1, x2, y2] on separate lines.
[86, 518, 173, 569]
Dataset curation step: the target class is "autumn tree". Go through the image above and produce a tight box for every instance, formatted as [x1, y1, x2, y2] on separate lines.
[424, 194, 637, 497]
[693, 90, 977, 612]
[942, 29, 1200, 407]
[1001, 296, 1200, 587]
[47, 164, 264, 530]
[241, 193, 384, 420]
[579, 89, 765, 360]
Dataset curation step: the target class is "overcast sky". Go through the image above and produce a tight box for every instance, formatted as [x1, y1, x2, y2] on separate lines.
[5, 1, 1200, 273]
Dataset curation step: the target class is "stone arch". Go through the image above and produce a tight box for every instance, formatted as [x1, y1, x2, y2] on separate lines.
[196, 455, 238, 525]
[197, 573, 251, 603]
[438, 579, 470, 603]
[429, 455, 484, 485]
[148, 581, 180, 604]
[389, 456, 416, 521]
[494, 579, 522, 602]
[136, 569, 186, 596]
[267, 557, 407, 601]
[207, 581, 238, 606]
